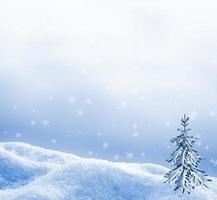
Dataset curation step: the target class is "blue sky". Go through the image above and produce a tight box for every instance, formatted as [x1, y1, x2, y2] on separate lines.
[1, 0, 217, 175]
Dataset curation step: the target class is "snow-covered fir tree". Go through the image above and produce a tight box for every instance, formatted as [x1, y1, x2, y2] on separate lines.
[164, 114, 211, 194]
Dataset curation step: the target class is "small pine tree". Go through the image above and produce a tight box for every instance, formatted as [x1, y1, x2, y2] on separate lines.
[164, 114, 211, 194]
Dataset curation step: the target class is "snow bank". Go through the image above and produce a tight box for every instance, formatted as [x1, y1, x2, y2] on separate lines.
[0, 142, 216, 200]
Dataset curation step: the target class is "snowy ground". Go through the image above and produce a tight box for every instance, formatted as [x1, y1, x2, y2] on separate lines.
[0, 142, 216, 200]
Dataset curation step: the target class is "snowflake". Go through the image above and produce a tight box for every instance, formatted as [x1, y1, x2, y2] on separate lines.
[132, 89, 140, 96]
[141, 152, 145, 157]
[49, 96, 54, 101]
[117, 106, 122, 110]
[121, 101, 127, 108]
[30, 120, 36, 126]
[114, 154, 120, 161]
[210, 159, 217, 166]
[141, 54, 149, 61]
[111, 122, 116, 127]
[67, 63, 73, 67]
[126, 152, 134, 160]
[68, 97, 76, 103]
[42, 120, 49, 126]
[87, 151, 93, 156]
[102, 142, 109, 149]
[32, 109, 36, 113]
[85, 98, 92, 105]
[132, 123, 138, 130]
[97, 132, 102, 137]
[51, 139, 57, 144]
[179, 94, 185, 99]
[117, 101, 127, 110]
[77, 110, 84, 116]
[89, 36, 95, 44]
[204, 145, 209, 150]
[3, 131, 8, 135]
[164, 120, 171, 127]
[188, 67, 194, 71]
[93, 57, 100, 64]
[209, 111, 216, 117]
[77, 130, 83, 135]
[173, 99, 178, 105]
[16, 133, 21, 138]
[13, 105, 17, 110]
[132, 132, 139, 138]
[81, 69, 88, 75]
[190, 111, 198, 121]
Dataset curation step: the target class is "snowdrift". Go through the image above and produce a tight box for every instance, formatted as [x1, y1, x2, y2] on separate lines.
[0, 142, 216, 200]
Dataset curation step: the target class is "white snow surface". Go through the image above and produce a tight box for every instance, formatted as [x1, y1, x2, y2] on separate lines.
[0, 142, 216, 200]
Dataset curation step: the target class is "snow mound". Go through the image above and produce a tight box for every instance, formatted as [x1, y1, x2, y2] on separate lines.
[0, 142, 216, 200]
